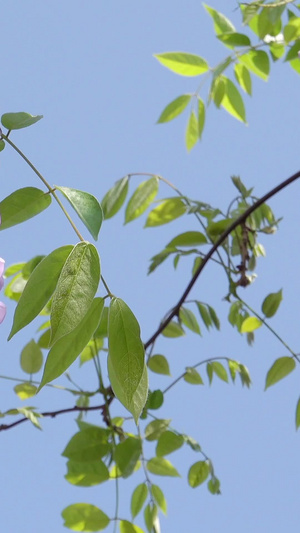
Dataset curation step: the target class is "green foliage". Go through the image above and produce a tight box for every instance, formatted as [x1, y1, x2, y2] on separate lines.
[0, 187, 51, 231]
[1, 112, 43, 130]
[56, 186, 103, 240]
[265, 357, 296, 390]
[154, 52, 209, 76]
[62, 504, 110, 531]
[125, 177, 159, 223]
[188, 460, 210, 488]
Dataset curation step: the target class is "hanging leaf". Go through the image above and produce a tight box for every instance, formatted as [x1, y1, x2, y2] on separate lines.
[20, 339, 43, 374]
[145, 197, 186, 227]
[179, 307, 201, 335]
[147, 457, 180, 477]
[161, 320, 185, 338]
[62, 504, 110, 532]
[151, 485, 167, 514]
[188, 460, 210, 488]
[55, 186, 103, 240]
[240, 316, 262, 333]
[14, 383, 38, 400]
[217, 32, 251, 48]
[38, 298, 103, 390]
[114, 437, 142, 478]
[0, 187, 51, 231]
[204, 4, 236, 34]
[120, 520, 144, 533]
[157, 95, 191, 123]
[239, 50, 270, 81]
[261, 289, 283, 318]
[8, 245, 73, 340]
[186, 111, 198, 151]
[125, 177, 159, 223]
[265, 357, 296, 390]
[101, 176, 129, 219]
[234, 63, 252, 95]
[156, 431, 184, 456]
[154, 52, 209, 76]
[62, 426, 111, 462]
[198, 97, 206, 138]
[50, 242, 100, 345]
[221, 78, 247, 122]
[295, 398, 300, 430]
[145, 419, 171, 441]
[148, 354, 171, 376]
[167, 231, 207, 248]
[131, 483, 148, 518]
[1, 112, 43, 130]
[184, 367, 204, 385]
[65, 459, 109, 487]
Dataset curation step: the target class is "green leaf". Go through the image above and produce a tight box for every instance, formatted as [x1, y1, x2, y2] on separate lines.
[101, 176, 129, 219]
[285, 40, 300, 62]
[207, 218, 232, 237]
[295, 398, 300, 430]
[151, 485, 167, 514]
[204, 4, 235, 34]
[14, 382, 38, 400]
[265, 357, 296, 390]
[115, 437, 142, 478]
[197, 97, 206, 138]
[208, 477, 221, 494]
[1, 112, 43, 130]
[188, 460, 210, 488]
[55, 186, 103, 240]
[62, 426, 111, 462]
[208, 305, 220, 330]
[108, 298, 147, 423]
[239, 50, 270, 81]
[156, 431, 184, 456]
[8, 245, 73, 340]
[240, 316, 262, 333]
[0, 140, 5, 152]
[180, 307, 201, 335]
[211, 361, 228, 383]
[20, 339, 43, 374]
[157, 95, 191, 123]
[284, 18, 300, 43]
[161, 320, 185, 338]
[147, 457, 180, 477]
[145, 419, 171, 441]
[148, 354, 171, 376]
[211, 77, 225, 107]
[65, 459, 109, 487]
[186, 111, 198, 151]
[62, 504, 109, 532]
[183, 434, 201, 452]
[241, 4, 259, 25]
[147, 390, 164, 410]
[144, 504, 158, 533]
[0, 187, 51, 231]
[262, 289, 283, 318]
[221, 78, 246, 122]
[125, 177, 159, 223]
[50, 242, 100, 345]
[154, 52, 209, 76]
[196, 302, 212, 330]
[217, 32, 251, 47]
[120, 521, 145, 533]
[145, 197, 186, 227]
[184, 367, 204, 385]
[131, 483, 148, 518]
[234, 63, 252, 95]
[167, 230, 207, 248]
[38, 298, 103, 390]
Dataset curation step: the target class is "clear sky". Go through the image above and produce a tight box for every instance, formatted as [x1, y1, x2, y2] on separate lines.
[1, 1, 300, 532]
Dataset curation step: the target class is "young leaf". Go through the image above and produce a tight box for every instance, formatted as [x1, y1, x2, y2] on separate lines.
[50, 242, 100, 345]
[211, 361, 228, 383]
[108, 298, 147, 423]
[38, 298, 103, 390]
[1, 112, 43, 130]
[157, 95, 191, 123]
[284, 18, 300, 43]
[179, 307, 201, 335]
[234, 63, 252, 95]
[208, 476, 221, 494]
[65, 459, 109, 487]
[144, 503, 158, 533]
[186, 110, 198, 151]
[239, 50, 270, 81]
[196, 302, 212, 330]
[145, 419, 171, 441]
[217, 32, 251, 48]
[265, 357, 296, 390]
[167, 231, 207, 248]
[161, 320, 185, 338]
[151, 485, 167, 514]
[120, 520, 145, 533]
[262, 289, 283, 318]
[156, 431, 184, 456]
[14, 383, 37, 400]
[55, 186, 103, 240]
[221, 78, 247, 123]
[131, 483, 148, 518]
[240, 316, 262, 333]
[154, 52, 209, 76]
[184, 367, 204, 385]
[125, 177, 159, 223]
[101, 176, 129, 219]
[62, 426, 111, 462]
[147, 390, 164, 410]
[145, 197, 186, 227]
[62, 504, 110, 531]
[8, 245, 73, 340]
[114, 437, 142, 478]
[148, 354, 171, 376]
[188, 460, 210, 488]
[147, 457, 180, 477]
[20, 339, 43, 374]
[0, 187, 51, 231]
[198, 97, 206, 138]
[204, 4, 235, 34]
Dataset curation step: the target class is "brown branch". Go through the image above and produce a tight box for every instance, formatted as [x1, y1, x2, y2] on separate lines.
[144, 169, 300, 349]
[0, 403, 107, 431]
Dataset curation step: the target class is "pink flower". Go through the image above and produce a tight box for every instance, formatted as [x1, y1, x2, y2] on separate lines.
[0, 257, 6, 324]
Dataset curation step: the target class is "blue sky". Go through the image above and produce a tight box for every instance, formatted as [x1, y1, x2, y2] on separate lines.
[1, 1, 300, 532]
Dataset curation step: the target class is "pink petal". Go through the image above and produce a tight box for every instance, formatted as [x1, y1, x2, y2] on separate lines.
[0, 302, 6, 324]
[0, 276, 3, 291]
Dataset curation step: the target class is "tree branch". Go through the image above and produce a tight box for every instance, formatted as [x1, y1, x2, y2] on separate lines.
[144, 169, 300, 349]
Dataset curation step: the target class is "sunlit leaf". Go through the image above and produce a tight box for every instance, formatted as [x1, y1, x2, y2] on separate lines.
[115, 437, 142, 478]
[120, 520, 145, 533]
[14, 383, 38, 400]
[221, 78, 246, 122]
[125, 177, 159, 223]
[204, 4, 235, 34]
[217, 32, 251, 48]
[65, 459, 109, 487]
[148, 354, 171, 376]
[188, 460, 210, 488]
[101, 176, 129, 219]
[161, 320, 185, 338]
[184, 367, 204, 385]
[265, 357, 296, 390]
[157, 95, 191, 123]
[154, 52, 209, 76]
[197, 97, 206, 138]
[62, 426, 111, 462]
[240, 316, 262, 333]
[145, 419, 171, 441]
[156, 431, 184, 456]
[56, 186, 103, 240]
[167, 231, 207, 248]
[239, 50, 270, 81]
[180, 307, 201, 335]
[186, 111, 198, 151]
[0, 187, 51, 231]
[151, 485, 167, 514]
[62, 503, 109, 532]
[147, 457, 180, 477]
[131, 483, 148, 518]
[145, 197, 186, 227]
[234, 63, 252, 95]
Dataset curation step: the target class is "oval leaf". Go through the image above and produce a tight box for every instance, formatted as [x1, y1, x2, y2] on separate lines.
[151, 485, 167, 514]
[184, 367, 204, 385]
[241, 316, 262, 333]
[20, 339, 43, 374]
[101, 176, 129, 219]
[162, 320, 185, 338]
[38, 298, 103, 390]
[221, 78, 246, 123]
[145, 197, 186, 227]
[296, 398, 300, 430]
[154, 52, 209, 76]
[120, 521, 144, 533]
[14, 382, 38, 400]
[125, 177, 159, 223]
[1, 112, 43, 130]
[62, 426, 110, 462]
[147, 457, 180, 477]
[265, 357, 296, 390]
[131, 483, 148, 518]
[62, 503, 109, 532]
[188, 460, 210, 488]
[148, 354, 171, 376]
[50, 242, 100, 345]
[56, 186, 103, 240]
[156, 431, 184, 456]
[157, 95, 191, 123]
[0, 187, 51, 231]
[65, 459, 109, 487]
[186, 111, 198, 152]
[262, 289, 283, 318]
[8, 245, 73, 340]
[239, 50, 270, 81]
